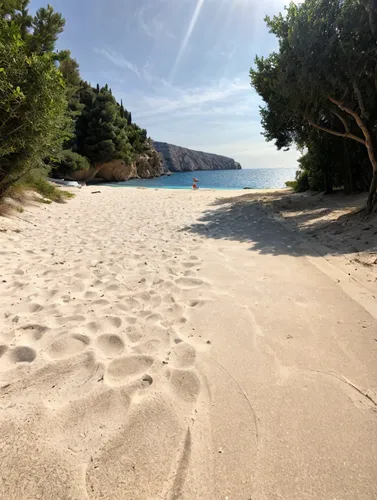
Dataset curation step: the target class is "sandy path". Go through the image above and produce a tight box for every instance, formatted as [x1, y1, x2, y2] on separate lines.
[0, 187, 376, 499]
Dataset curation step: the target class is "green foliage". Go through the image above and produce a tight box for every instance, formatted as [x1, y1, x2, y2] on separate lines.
[0, 0, 157, 199]
[285, 180, 298, 191]
[28, 4, 65, 54]
[0, 18, 70, 196]
[71, 84, 147, 167]
[74, 85, 130, 165]
[53, 150, 90, 177]
[21, 171, 74, 202]
[250, 0, 377, 207]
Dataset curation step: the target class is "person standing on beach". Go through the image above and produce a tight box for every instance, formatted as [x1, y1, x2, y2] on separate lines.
[192, 177, 199, 190]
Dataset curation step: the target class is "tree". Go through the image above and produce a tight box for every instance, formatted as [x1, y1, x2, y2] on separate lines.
[58, 51, 81, 88]
[0, 19, 69, 196]
[74, 85, 133, 166]
[29, 4, 65, 54]
[2, 1, 65, 55]
[250, 0, 377, 211]
[53, 150, 90, 178]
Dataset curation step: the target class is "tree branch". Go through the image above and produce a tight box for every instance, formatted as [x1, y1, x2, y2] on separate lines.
[308, 120, 366, 145]
[328, 95, 377, 176]
[330, 109, 350, 133]
[353, 80, 368, 119]
[328, 96, 373, 143]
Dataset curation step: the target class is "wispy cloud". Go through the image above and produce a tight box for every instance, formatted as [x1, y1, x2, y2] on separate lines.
[170, 0, 206, 80]
[136, 6, 176, 40]
[94, 47, 140, 78]
[130, 76, 251, 119]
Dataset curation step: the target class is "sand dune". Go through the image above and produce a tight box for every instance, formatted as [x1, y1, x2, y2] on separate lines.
[0, 187, 376, 499]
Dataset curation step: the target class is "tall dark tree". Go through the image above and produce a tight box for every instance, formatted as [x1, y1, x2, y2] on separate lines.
[0, 18, 69, 196]
[74, 86, 133, 166]
[29, 4, 65, 54]
[250, 0, 377, 211]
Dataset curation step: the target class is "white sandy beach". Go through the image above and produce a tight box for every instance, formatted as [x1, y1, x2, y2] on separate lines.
[0, 186, 376, 499]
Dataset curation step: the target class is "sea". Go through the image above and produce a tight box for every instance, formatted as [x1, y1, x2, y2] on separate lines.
[111, 168, 297, 190]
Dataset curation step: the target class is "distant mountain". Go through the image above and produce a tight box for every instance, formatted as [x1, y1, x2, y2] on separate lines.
[153, 141, 242, 172]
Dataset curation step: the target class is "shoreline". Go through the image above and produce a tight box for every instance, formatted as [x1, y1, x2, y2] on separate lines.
[1, 186, 376, 499]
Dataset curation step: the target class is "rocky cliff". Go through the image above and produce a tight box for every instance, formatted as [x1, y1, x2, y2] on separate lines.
[152, 141, 242, 172]
[69, 143, 164, 183]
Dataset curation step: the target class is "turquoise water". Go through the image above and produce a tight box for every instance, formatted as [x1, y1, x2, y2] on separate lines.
[111, 168, 297, 190]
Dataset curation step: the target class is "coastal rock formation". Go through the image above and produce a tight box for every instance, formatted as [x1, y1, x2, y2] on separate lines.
[69, 147, 164, 183]
[69, 160, 137, 182]
[153, 141, 242, 172]
[135, 148, 164, 179]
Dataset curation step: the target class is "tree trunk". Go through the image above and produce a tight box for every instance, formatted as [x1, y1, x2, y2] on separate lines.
[328, 97, 377, 211]
[343, 143, 353, 195]
[366, 169, 377, 213]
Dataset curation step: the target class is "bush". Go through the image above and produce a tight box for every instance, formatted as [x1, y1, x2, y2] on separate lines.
[296, 170, 310, 192]
[53, 150, 90, 178]
[285, 180, 298, 190]
[28, 176, 74, 202]
[285, 170, 310, 192]
[17, 172, 74, 203]
[0, 18, 70, 199]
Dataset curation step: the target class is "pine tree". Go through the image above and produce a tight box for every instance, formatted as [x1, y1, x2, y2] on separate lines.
[13, 0, 32, 40]
[29, 4, 65, 54]
[75, 86, 133, 166]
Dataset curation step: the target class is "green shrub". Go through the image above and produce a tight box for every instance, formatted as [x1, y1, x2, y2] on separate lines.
[0, 18, 70, 199]
[285, 180, 298, 190]
[29, 176, 74, 202]
[53, 150, 90, 178]
[17, 172, 74, 203]
[285, 170, 310, 192]
[295, 170, 310, 192]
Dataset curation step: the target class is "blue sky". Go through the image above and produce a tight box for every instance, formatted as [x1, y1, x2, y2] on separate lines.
[32, 0, 299, 169]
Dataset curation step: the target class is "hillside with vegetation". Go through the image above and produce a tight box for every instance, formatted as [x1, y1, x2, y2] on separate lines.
[0, 0, 162, 204]
[250, 0, 377, 213]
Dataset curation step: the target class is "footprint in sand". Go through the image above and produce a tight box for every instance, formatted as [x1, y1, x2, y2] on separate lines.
[106, 355, 154, 386]
[84, 316, 122, 334]
[189, 255, 200, 261]
[91, 298, 110, 307]
[19, 324, 48, 341]
[188, 299, 206, 309]
[145, 313, 163, 325]
[9, 346, 37, 363]
[125, 326, 143, 343]
[0, 345, 9, 358]
[182, 261, 197, 269]
[169, 342, 197, 369]
[175, 277, 204, 289]
[106, 316, 122, 329]
[28, 303, 44, 313]
[47, 334, 90, 360]
[168, 368, 201, 403]
[55, 314, 86, 326]
[96, 334, 125, 357]
[132, 339, 162, 355]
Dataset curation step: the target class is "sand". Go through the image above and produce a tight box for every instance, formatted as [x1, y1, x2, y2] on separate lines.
[0, 186, 376, 499]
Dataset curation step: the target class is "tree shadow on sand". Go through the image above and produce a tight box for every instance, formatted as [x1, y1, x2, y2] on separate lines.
[182, 191, 377, 258]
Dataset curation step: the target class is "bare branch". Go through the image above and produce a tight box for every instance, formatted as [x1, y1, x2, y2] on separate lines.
[308, 120, 366, 144]
[330, 109, 350, 133]
[328, 96, 372, 141]
[328, 95, 377, 176]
